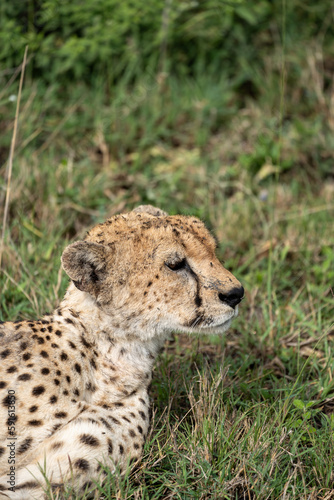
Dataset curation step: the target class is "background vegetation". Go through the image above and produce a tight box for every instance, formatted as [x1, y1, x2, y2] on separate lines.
[0, 0, 333, 498]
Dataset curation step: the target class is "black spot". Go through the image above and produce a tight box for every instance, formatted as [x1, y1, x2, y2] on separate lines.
[134, 443, 140, 450]
[108, 439, 113, 454]
[122, 416, 131, 424]
[16, 481, 39, 490]
[73, 388, 80, 396]
[47, 325, 53, 333]
[74, 363, 81, 374]
[75, 458, 90, 471]
[66, 375, 71, 383]
[51, 442, 63, 450]
[139, 411, 146, 420]
[51, 343, 59, 348]
[0, 349, 11, 359]
[18, 373, 31, 381]
[29, 405, 38, 413]
[0, 381, 7, 389]
[147, 281, 152, 287]
[40, 328, 46, 332]
[129, 429, 136, 437]
[69, 308, 80, 318]
[20, 342, 28, 351]
[100, 418, 111, 430]
[119, 444, 124, 454]
[54, 379, 60, 386]
[28, 420, 43, 426]
[32, 385, 45, 396]
[114, 402, 124, 407]
[7, 366, 17, 373]
[50, 395, 58, 404]
[22, 352, 31, 361]
[0, 446, 5, 457]
[137, 425, 143, 434]
[17, 437, 33, 454]
[40, 350, 49, 358]
[55, 412, 67, 419]
[63, 390, 69, 396]
[55, 330, 62, 337]
[37, 336, 45, 344]
[56, 370, 61, 376]
[109, 416, 120, 425]
[86, 382, 96, 392]
[65, 317, 74, 324]
[2, 395, 11, 406]
[81, 335, 92, 348]
[68, 341, 76, 349]
[60, 352, 68, 361]
[41, 368, 50, 375]
[90, 358, 97, 370]
[80, 434, 100, 447]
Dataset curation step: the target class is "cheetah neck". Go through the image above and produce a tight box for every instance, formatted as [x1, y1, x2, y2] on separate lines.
[55, 284, 165, 402]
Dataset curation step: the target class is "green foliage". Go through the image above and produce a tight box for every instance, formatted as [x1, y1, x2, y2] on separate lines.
[1, 0, 334, 87]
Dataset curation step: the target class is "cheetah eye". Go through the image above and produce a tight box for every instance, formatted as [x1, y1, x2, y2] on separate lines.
[165, 258, 187, 271]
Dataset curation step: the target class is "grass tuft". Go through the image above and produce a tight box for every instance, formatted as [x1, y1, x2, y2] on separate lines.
[0, 37, 333, 498]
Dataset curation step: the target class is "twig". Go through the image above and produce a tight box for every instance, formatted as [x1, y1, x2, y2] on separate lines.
[0, 53, 32, 101]
[0, 46, 28, 270]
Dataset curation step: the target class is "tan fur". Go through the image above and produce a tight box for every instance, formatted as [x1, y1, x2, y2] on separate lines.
[0, 206, 243, 499]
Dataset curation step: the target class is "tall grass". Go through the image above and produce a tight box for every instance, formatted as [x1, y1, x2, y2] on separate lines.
[0, 4, 334, 497]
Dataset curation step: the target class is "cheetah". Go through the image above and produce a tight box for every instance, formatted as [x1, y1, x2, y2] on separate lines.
[0, 205, 243, 499]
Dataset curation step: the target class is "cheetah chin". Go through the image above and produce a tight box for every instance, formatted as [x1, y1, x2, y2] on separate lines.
[0, 204, 243, 499]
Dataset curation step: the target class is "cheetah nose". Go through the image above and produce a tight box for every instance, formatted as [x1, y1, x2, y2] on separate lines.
[218, 286, 244, 309]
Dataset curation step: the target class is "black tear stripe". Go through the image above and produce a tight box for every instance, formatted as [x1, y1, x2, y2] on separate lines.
[182, 263, 205, 328]
[186, 264, 202, 308]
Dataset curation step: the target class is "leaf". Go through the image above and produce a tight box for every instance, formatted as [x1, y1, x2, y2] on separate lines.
[293, 399, 305, 410]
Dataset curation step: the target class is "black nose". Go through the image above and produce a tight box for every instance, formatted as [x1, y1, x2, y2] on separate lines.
[218, 286, 244, 309]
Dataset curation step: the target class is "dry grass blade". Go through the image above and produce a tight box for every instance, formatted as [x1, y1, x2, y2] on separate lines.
[0, 46, 28, 270]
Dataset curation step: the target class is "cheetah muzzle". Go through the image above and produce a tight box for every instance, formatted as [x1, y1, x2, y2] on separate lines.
[0, 205, 243, 499]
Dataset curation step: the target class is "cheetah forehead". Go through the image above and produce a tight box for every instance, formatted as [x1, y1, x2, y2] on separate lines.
[85, 208, 217, 252]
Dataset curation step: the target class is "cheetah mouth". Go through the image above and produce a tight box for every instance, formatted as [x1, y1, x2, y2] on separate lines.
[196, 306, 238, 330]
[184, 312, 236, 334]
[203, 318, 233, 332]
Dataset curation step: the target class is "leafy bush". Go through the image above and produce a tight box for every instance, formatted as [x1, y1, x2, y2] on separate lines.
[1, 0, 333, 87]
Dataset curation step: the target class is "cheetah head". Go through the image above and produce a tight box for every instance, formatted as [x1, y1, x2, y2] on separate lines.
[61, 205, 244, 339]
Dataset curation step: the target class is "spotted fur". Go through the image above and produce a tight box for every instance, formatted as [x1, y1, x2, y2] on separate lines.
[0, 205, 243, 499]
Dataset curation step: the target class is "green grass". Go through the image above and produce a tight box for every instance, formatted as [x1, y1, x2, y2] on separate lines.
[1, 46, 334, 498]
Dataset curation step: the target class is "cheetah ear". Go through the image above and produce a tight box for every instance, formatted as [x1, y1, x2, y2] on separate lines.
[132, 205, 168, 217]
[61, 241, 107, 296]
